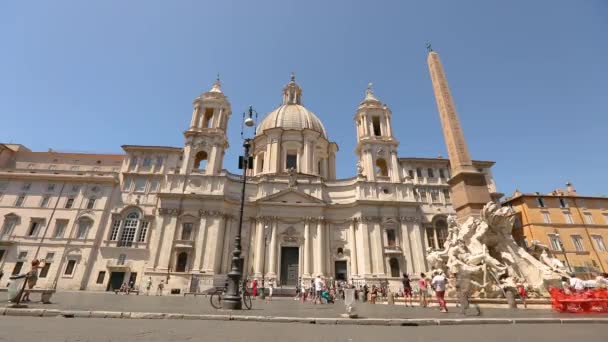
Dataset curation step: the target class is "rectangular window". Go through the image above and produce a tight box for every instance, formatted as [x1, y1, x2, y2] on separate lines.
[430, 189, 439, 202]
[439, 169, 445, 178]
[181, 223, 193, 241]
[15, 195, 26, 207]
[110, 219, 121, 240]
[150, 180, 160, 193]
[592, 235, 607, 252]
[45, 252, 55, 263]
[584, 213, 594, 224]
[86, 198, 96, 209]
[71, 185, 80, 192]
[564, 212, 574, 224]
[22, 182, 31, 191]
[559, 198, 568, 208]
[443, 189, 451, 202]
[96, 271, 106, 284]
[40, 196, 50, 208]
[134, 177, 146, 192]
[155, 157, 163, 169]
[64, 260, 76, 275]
[12, 262, 24, 275]
[1, 219, 16, 237]
[386, 229, 396, 247]
[418, 189, 427, 202]
[129, 156, 138, 170]
[427, 168, 434, 178]
[286, 153, 297, 170]
[122, 178, 132, 191]
[571, 235, 584, 252]
[53, 220, 67, 238]
[18, 251, 28, 260]
[142, 157, 152, 168]
[0, 182, 7, 190]
[47, 183, 56, 192]
[77, 221, 90, 239]
[416, 168, 422, 178]
[117, 253, 126, 265]
[27, 221, 40, 237]
[537, 197, 545, 208]
[372, 116, 382, 136]
[548, 234, 562, 251]
[542, 212, 551, 224]
[119, 218, 138, 247]
[137, 221, 149, 242]
[426, 227, 436, 249]
[65, 197, 75, 209]
[39, 262, 51, 278]
[0, 249, 5, 263]
[408, 170, 414, 179]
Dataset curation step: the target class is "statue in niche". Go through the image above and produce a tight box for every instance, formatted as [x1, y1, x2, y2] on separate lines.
[288, 167, 297, 188]
[356, 161, 364, 177]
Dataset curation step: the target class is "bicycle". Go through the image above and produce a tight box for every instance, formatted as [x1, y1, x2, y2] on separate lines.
[210, 282, 252, 310]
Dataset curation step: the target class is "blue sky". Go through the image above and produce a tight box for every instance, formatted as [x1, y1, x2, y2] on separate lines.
[1, 0, 607, 197]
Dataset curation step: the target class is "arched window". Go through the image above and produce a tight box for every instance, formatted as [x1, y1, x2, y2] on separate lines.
[119, 212, 139, 247]
[181, 223, 193, 241]
[375, 159, 388, 177]
[389, 258, 400, 277]
[435, 220, 448, 248]
[202, 108, 214, 128]
[194, 151, 208, 170]
[176, 252, 188, 272]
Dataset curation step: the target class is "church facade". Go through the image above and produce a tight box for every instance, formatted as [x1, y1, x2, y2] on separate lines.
[0, 73, 498, 292]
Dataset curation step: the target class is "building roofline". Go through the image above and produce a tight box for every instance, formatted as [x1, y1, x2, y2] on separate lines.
[502, 192, 608, 204]
[398, 157, 495, 166]
[121, 145, 183, 152]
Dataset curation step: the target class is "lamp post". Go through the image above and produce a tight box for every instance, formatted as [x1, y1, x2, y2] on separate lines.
[260, 225, 270, 300]
[555, 232, 573, 273]
[222, 106, 257, 310]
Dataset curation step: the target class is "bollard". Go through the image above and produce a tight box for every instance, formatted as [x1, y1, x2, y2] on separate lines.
[341, 288, 358, 318]
[505, 290, 517, 309]
[387, 292, 395, 305]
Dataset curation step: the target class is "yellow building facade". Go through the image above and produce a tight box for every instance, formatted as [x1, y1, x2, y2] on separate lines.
[504, 184, 608, 279]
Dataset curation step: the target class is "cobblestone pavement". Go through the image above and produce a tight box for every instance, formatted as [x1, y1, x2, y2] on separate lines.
[0, 317, 607, 342]
[2, 291, 607, 319]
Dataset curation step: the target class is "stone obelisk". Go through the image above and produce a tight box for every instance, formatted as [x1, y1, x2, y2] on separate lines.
[427, 48, 491, 220]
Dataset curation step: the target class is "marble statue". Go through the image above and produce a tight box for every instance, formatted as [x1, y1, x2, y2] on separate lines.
[426, 202, 563, 297]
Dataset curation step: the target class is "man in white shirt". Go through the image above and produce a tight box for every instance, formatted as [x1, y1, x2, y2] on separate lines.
[314, 276, 325, 304]
[569, 274, 585, 292]
[431, 272, 448, 313]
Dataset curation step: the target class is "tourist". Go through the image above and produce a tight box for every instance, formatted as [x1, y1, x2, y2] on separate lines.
[596, 273, 608, 289]
[252, 278, 258, 298]
[402, 273, 413, 307]
[22, 259, 45, 302]
[431, 271, 448, 313]
[516, 280, 528, 309]
[363, 284, 369, 303]
[156, 280, 164, 296]
[418, 273, 429, 308]
[145, 277, 153, 295]
[314, 275, 324, 304]
[569, 273, 585, 293]
[369, 285, 378, 304]
[266, 279, 274, 303]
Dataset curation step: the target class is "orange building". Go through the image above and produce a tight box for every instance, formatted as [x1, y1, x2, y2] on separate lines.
[504, 183, 608, 279]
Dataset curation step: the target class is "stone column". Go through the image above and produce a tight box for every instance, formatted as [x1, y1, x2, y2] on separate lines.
[357, 219, 372, 276]
[212, 214, 226, 273]
[267, 220, 278, 276]
[371, 220, 385, 275]
[410, 221, 427, 273]
[156, 213, 178, 271]
[349, 220, 359, 277]
[366, 150, 375, 181]
[253, 219, 265, 277]
[400, 220, 414, 275]
[328, 150, 336, 180]
[390, 151, 400, 182]
[303, 220, 311, 277]
[192, 215, 208, 271]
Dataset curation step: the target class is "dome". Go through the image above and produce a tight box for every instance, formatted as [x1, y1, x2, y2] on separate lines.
[256, 74, 328, 138]
[257, 104, 327, 138]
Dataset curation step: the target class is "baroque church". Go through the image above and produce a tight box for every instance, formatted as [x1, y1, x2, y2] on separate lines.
[0, 64, 498, 292]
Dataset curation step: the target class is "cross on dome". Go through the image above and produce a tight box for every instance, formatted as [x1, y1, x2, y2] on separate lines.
[209, 74, 222, 93]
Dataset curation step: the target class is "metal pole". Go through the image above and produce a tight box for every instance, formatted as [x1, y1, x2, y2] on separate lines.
[222, 139, 250, 310]
[260, 234, 266, 300]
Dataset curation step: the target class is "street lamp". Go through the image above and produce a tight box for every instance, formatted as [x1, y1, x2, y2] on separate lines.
[260, 225, 270, 300]
[222, 106, 258, 310]
[555, 232, 573, 273]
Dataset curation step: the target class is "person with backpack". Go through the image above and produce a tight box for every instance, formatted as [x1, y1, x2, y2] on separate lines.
[402, 273, 413, 307]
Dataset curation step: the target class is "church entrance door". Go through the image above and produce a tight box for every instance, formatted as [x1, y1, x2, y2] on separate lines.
[334, 261, 347, 281]
[280, 247, 299, 286]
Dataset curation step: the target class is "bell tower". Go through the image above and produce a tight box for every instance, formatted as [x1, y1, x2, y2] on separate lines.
[182, 77, 232, 175]
[354, 84, 400, 182]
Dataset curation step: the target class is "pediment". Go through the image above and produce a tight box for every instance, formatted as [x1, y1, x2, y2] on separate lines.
[256, 188, 325, 205]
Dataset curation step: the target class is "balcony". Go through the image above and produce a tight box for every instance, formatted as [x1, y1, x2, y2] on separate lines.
[0, 234, 17, 245]
[384, 242, 402, 254]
